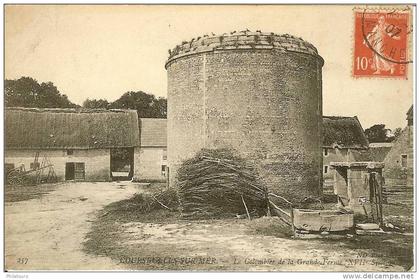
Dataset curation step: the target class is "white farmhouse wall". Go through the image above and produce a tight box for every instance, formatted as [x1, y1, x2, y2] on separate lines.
[5, 149, 111, 181]
[133, 147, 167, 182]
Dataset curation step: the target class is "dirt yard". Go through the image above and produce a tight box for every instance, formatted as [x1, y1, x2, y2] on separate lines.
[5, 182, 413, 271]
[5, 181, 145, 270]
[84, 189, 413, 272]
[109, 219, 411, 271]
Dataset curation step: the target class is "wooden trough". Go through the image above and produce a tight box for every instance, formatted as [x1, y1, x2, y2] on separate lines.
[292, 209, 354, 232]
[268, 192, 354, 237]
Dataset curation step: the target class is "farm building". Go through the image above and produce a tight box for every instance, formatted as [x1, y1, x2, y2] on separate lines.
[133, 118, 167, 182]
[382, 105, 414, 187]
[5, 107, 140, 181]
[322, 116, 370, 193]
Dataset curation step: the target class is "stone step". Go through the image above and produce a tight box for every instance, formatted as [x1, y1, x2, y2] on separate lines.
[356, 223, 380, 230]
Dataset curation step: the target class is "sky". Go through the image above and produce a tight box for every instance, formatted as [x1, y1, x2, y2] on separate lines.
[5, 5, 413, 130]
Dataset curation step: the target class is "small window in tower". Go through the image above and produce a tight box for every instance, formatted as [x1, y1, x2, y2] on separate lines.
[67, 149, 74, 156]
[161, 165, 167, 176]
[324, 165, 329, 174]
[324, 148, 329, 156]
[401, 154, 408, 168]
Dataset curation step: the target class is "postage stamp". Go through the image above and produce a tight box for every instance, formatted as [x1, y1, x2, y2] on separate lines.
[353, 8, 411, 78]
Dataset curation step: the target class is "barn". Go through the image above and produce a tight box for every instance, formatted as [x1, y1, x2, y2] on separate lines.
[5, 107, 140, 182]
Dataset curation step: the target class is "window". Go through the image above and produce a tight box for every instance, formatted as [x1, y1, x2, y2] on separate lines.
[66, 149, 74, 155]
[162, 149, 167, 160]
[161, 165, 167, 176]
[401, 154, 408, 168]
[323, 148, 329, 156]
[324, 165, 329, 174]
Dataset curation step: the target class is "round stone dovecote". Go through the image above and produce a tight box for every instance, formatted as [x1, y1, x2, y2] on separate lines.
[166, 30, 324, 202]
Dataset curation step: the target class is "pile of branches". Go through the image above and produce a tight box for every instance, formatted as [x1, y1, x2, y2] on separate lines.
[176, 148, 269, 219]
[118, 187, 179, 214]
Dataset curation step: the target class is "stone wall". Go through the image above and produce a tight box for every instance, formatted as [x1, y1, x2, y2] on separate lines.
[322, 147, 371, 194]
[133, 147, 167, 182]
[383, 125, 413, 186]
[323, 148, 350, 179]
[5, 149, 111, 181]
[322, 148, 349, 193]
[167, 31, 324, 202]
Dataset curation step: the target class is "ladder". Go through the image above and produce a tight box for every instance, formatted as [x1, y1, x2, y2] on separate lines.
[34, 152, 57, 184]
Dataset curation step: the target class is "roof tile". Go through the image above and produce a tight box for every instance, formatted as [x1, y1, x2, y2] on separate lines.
[140, 118, 167, 147]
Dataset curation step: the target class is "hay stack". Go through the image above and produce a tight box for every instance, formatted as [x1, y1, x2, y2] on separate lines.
[176, 149, 269, 219]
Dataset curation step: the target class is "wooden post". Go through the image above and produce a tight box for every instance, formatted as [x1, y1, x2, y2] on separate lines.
[377, 173, 384, 227]
[241, 195, 251, 221]
[290, 206, 295, 236]
[165, 166, 170, 188]
[369, 173, 376, 222]
[373, 172, 382, 224]
[370, 172, 383, 226]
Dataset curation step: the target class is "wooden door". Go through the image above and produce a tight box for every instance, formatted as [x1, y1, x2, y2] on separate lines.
[74, 163, 85, 180]
[65, 163, 75, 180]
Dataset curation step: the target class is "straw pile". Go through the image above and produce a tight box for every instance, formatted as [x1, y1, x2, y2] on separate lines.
[176, 148, 269, 219]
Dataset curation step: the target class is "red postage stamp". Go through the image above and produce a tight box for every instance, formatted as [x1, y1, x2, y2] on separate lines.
[353, 9, 411, 78]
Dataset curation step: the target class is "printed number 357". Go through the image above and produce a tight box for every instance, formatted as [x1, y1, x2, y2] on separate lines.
[17, 258, 28, 264]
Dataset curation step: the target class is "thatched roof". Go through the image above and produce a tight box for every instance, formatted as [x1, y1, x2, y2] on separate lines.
[349, 149, 371, 161]
[139, 118, 167, 147]
[6, 107, 140, 149]
[323, 116, 369, 149]
[368, 146, 392, 162]
[407, 105, 413, 125]
[363, 143, 392, 162]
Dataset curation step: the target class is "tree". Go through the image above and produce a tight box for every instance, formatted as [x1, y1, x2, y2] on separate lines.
[364, 124, 394, 143]
[154, 97, 167, 118]
[82, 98, 109, 109]
[5, 77, 78, 108]
[109, 91, 167, 118]
[393, 127, 403, 139]
[82, 91, 167, 118]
